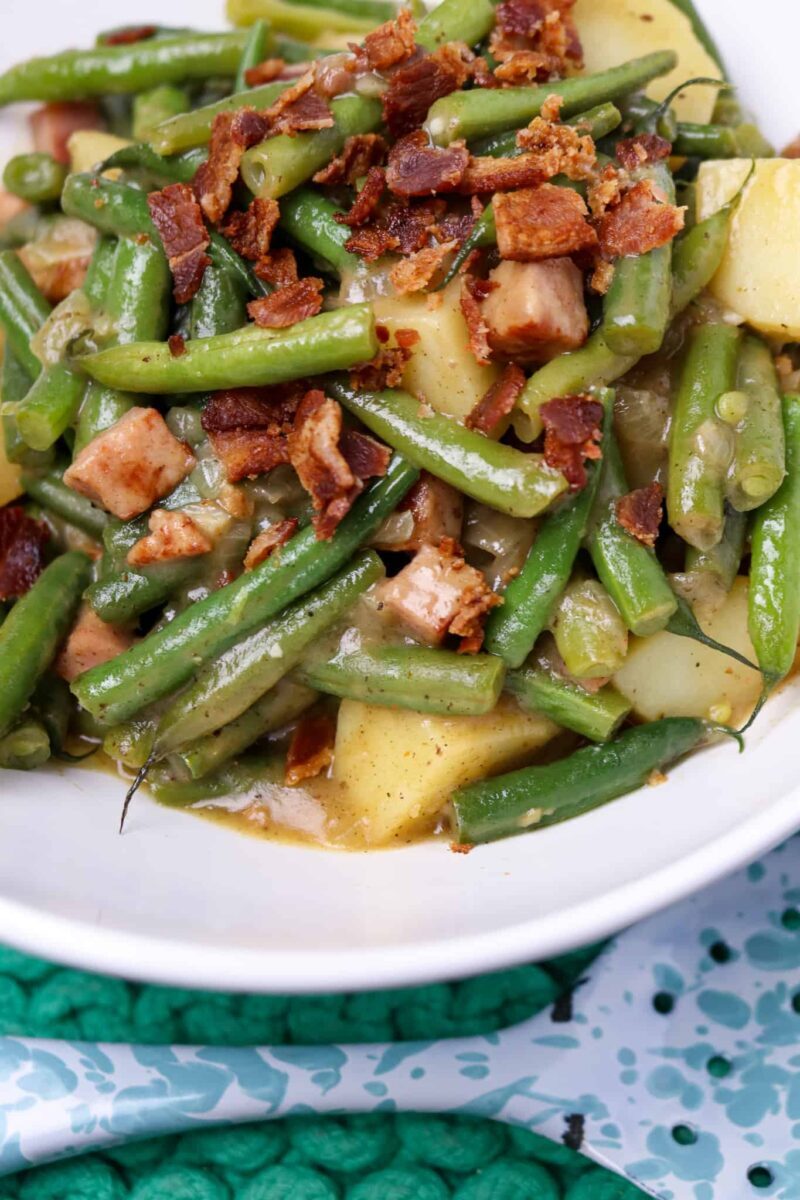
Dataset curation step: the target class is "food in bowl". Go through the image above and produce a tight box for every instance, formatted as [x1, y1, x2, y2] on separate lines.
[0, 0, 796, 851]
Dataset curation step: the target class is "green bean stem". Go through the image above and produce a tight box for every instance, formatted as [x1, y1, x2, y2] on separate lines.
[506, 659, 631, 743]
[726, 335, 786, 512]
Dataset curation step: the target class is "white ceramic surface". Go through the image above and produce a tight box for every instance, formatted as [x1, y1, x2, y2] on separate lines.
[1, 0, 799, 994]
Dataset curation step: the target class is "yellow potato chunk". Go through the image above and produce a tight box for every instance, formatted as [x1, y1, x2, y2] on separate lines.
[613, 578, 761, 726]
[0, 427, 23, 507]
[573, 0, 720, 124]
[67, 131, 132, 177]
[331, 697, 559, 846]
[696, 159, 800, 339]
[373, 281, 500, 423]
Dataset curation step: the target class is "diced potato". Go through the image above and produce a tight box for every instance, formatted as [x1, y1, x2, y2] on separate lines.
[0, 426, 23, 506]
[331, 697, 559, 846]
[373, 281, 501, 423]
[614, 578, 762, 726]
[67, 131, 132, 178]
[573, 0, 720, 124]
[696, 159, 800, 339]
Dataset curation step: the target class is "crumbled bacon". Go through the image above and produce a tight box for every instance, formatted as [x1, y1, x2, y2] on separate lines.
[345, 226, 399, 262]
[359, 8, 417, 71]
[0, 506, 49, 600]
[202, 385, 301, 483]
[350, 343, 413, 391]
[460, 273, 494, 366]
[616, 483, 664, 549]
[244, 517, 299, 571]
[101, 24, 157, 44]
[436, 206, 478, 247]
[373, 472, 463, 553]
[385, 199, 446, 253]
[587, 162, 624, 220]
[389, 240, 457, 293]
[255, 248, 299, 287]
[247, 278, 324, 328]
[340, 428, 392, 480]
[385, 131, 469, 197]
[17, 250, 91, 304]
[287, 391, 361, 539]
[382, 43, 472, 138]
[598, 179, 685, 258]
[208, 430, 290, 483]
[148, 183, 211, 303]
[335, 166, 386, 227]
[515, 115, 596, 180]
[193, 108, 270, 225]
[168, 334, 186, 357]
[541, 93, 565, 122]
[494, 184, 597, 260]
[494, 50, 555, 85]
[491, 0, 583, 78]
[285, 711, 336, 787]
[127, 509, 212, 566]
[782, 134, 800, 159]
[456, 152, 545, 194]
[615, 133, 672, 171]
[540, 394, 604, 490]
[272, 88, 334, 136]
[313, 133, 388, 185]
[221, 197, 280, 262]
[590, 258, 615, 295]
[466, 363, 526, 434]
[243, 58, 289, 86]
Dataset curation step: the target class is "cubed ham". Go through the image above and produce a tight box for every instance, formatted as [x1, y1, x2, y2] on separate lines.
[481, 258, 589, 365]
[373, 473, 463, 553]
[30, 102, 105, 165]
[127, 509, 213, 566]
[0, 191, 28, 229]
[377, 541, 497, 644]
[64, 407, 196, 520]
[55, 604, 135, 682]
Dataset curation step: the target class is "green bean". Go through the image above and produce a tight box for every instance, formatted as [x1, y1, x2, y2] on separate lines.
[669, 204, 734, 314]
[155, 549, 384, 754]
[282, 0, 396, 17]
[235, 19, 271, 92]
[748, 394, 800, 685]
[684, 508, 746, 596]
[1, 351, 47, 468]
[470, 103, 623, 157]
[272, 35, 334, 62]
[617, 94, 678, 142]
[279, 188, 359, 277]
[0, 33, 249, 106]
[174, 679, 316, 780]
[21, 466, 108, 539]
[298, 641, 506, 716]
[438, 205, 497, 292]
[72, 456, 419, 724]
[209, 231, 271, 299]
[148, 753, 280, 808]
[228, 0, 374, 37]
[413, 0, 496, 51]
[103, 714, 157, 771]
[0, 552, 90, 739]
[666, 591, 758, 673]
[0, 251, 50, 380]
[106, 235, 172, 345]
[74, 384, 137, 456]
[31, 672, 73, 755]
[452, 717, 716, 844]
[330, 379, 567, 519]
[603, 162, 675, 357]
[148, 81, 290, 154]
[100, 144, 207, 186]
[726, 335, 786, 512]
[506, 658, 631, 743]
[133, 84, 190, 141]
[0, 717, 51, 770]
[668, 322, 741, 551]
[484, 451, 605, 668]
[86, 510, 200, 624]
[549, 577, 628, 679]
[2, 153, 67, 205]
[15, 362, 85, 452]
[83, 234, 118, 304]
[190, 262, 249, 339]
[425, 52, 677, 146]
[673, 121, 773, 159]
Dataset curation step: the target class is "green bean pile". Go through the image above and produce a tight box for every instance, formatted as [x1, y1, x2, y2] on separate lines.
[0, 0, 796, 850]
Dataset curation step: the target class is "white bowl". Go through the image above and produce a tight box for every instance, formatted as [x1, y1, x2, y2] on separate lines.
[1, 0, 799, 994]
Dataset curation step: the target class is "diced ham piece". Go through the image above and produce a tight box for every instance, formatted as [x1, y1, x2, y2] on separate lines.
[377, 540, 499, 645]
[0, 192, 28, 229]
[64, 408, 196, 520]
[56, 604, 135, 683]
[373, 473, 463, 553]
[126, 509, 213, 566]
[30, 102, 105, 165]
[481, 258, 589, 364]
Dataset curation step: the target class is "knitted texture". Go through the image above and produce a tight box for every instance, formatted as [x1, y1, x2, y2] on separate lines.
[0, 941, 646, 1198]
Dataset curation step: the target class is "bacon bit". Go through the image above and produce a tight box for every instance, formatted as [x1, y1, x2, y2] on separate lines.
[541, 93, 565, 122]
[471, 56, 499, 89]
[616, 482, 664, 549]
[30, 102, 105, 165]
[340, 428, 392, 480]
[540, 394, 604, 490]
[390, 239, 457, 294]
[598, 178, 685, 258]
[359, 8, 417, 71]
[350, 344, 413, 391]
[345, 225, 399, 262]
[782, 134, 800, 159]
[466, 363, 526, 434]
[209, 430, 290, 483]
[383, 42, 472, 138]
[313, 133, 388, 185]
[55, 605, 134, 682]
[450, 842, 474, 855]
[148, 182, 211, 303]
[274, 88, 334, 136]
[127, 509, 212, 566]
[385, 199, 446, 252]
[168, 334, 186, 358]
[243, 58, 289, 86]
[201, 386, 302, 433]
[590, 257, 615, 295]
[515, 116, 596, 180]
[436, 207, 478, 247]
[587, 161, 624, 220]
[373, 472, 463, 553]
[17, 250, 91, 304]
[243, 517, 299, 571]
[248, 278, 324, 329]
[101, 24, 157, 44]
[335, 166, 386, 227]
[460, 273, 494, 366]
[193, 108, 270, 225]
[385, 131, 469, 198]
[221, 197, 280, 262]
[495, 184, 597, 260]
[456, 152, 546, 195]
[254, 248, 299, 287]
[395, 327, 420, 350]
[494, 50, 554, 85]
[616, 133, 672, 171]
[0, 506, 49, 600]
[285, 711, 336, 787]
[287, 391, 361, 540]
[491, 0, 583, 79]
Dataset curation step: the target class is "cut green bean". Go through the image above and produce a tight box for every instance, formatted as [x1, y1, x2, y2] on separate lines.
[549, 577, 628, 679]
[452, 717, 713, 844]
[506, 659, 632, 743]
[190, 261, 249, 339]
[0, 552, 90, 739]
[279, 188, 360, 277]
[426, 52, 676, 146]
[470, 103, 623, 157]
[31, 672, 73, 756]
[106, 235, 172, 345]
[668, 322, 740, 551]
[103, 714, 158, 771]
[148, 80, 290, 154]
[86, 512, 201, 624]
[100, 143, 207, 185]
[330, 379, 567, 519]
[155, 549, 384, 754]
[2, 153, 67, 204]
[74, 384, 137, 456]
[0, 32, 249, 106]
[726, 335, 786, 512]
[133, 84, 190, 141]
[673, 121, 773, 159]
[72, 455, 419, 724]
[0, 251, 50, 380]
[16, 362, 86, 451]
[22, 466, 108, 539]
[228, 0, 374, 37]
[235, 19, 271, 92]
[282, 0, 395, 18]
[748, 394, 800, 685]
[148, 753, 280, 807]
[1, 351, 49, 467]
[0, 717, 51, 770]
[299, 641, 505, 715]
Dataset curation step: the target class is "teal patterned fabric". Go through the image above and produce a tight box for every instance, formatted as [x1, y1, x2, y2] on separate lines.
[0, 941, 642, 1198]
